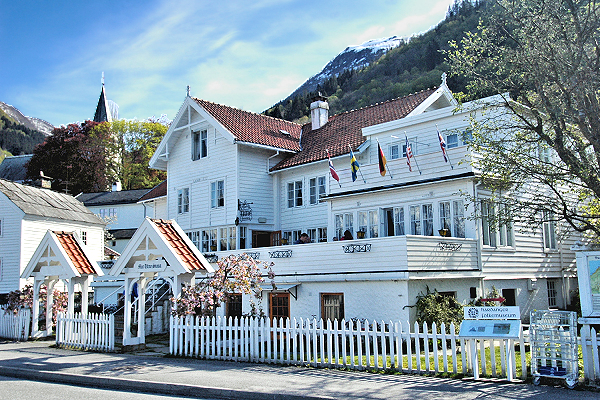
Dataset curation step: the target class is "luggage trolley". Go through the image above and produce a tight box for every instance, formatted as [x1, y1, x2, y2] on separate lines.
[529, 310, 579, 389]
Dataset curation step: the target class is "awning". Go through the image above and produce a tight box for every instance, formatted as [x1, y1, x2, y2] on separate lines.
[260, 283, 300, 299]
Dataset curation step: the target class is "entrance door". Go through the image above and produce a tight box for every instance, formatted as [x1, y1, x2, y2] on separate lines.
[383, 208, 394, 237]
[252, 230, 281, 248]
[270, 292, 290, 321]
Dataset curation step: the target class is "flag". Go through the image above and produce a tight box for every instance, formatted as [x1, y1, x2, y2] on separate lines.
[405, 136, 413, 172]
[437, 128, 448, 162]
[377, 143, 387, 176]
[350, 148, 360, 182]
[327, 150, 340, 182]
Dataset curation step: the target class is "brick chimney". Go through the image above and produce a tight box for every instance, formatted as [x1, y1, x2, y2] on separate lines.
[310, 93, 329, 130]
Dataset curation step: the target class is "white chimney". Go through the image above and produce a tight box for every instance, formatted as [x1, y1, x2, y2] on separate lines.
[112, 181, 122, 192]
[310, 93, 329, 130]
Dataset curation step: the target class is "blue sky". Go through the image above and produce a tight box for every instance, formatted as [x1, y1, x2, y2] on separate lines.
[0, 0, 456, 127]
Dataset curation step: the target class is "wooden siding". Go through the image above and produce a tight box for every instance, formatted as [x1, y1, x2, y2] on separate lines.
[0, 193, 24, 293]
[237, 146, 277, 227]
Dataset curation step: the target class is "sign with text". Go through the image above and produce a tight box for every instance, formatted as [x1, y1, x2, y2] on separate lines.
[464, 306, 520, 320]
[459, 319, 521, 339]
[134, 260, 167, 272]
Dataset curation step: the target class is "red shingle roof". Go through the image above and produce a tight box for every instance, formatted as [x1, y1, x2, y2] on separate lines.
[54, 231, 96, 275]
[139, 180, 167, 202]
[151, 219, 207, 271]
[271, 89, 436, 171]
[193, 98, 302, 151]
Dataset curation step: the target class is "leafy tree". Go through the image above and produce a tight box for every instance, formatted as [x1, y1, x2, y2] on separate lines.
[172, 254, 275, 317]
[108, 119, 167, 190]
[26, 120, 115, 194]
[447, 0, 600, 238]
[5, 284, 68, 328]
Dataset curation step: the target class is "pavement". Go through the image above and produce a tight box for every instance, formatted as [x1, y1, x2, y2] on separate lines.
[0, 338, 598, 400]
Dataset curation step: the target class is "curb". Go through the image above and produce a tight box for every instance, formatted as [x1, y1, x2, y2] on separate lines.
[0, 366, 333, 400]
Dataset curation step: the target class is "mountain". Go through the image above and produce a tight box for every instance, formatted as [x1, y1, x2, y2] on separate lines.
[264, 0, 487, 122]
[287, 36, 406, 100]
[0, 101, 54, 136]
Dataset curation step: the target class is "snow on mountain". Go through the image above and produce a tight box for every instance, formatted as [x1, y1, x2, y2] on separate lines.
[286, 36, 406, 100]
[0, 101, 54, 136]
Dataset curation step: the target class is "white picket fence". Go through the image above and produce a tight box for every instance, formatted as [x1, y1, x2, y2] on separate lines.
[170, 316, 528, 380]
[0, 308, 31, 341]
[580, 325, 600, 382]
[56, 312, 115, 352]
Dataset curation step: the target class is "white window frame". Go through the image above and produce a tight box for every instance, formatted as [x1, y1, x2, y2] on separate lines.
[481, 200, 496, 247]
[211, 180, 224, 209]
[239, 226, 247, 250]
[446, 133, 459, 149]
[542, 210, 557, 250]
[334, 213, 354, 239]
[452, 200, 466, 238]
[547, 279, 558, 308]
[287, 180, 303, 208]
[318, 227, 328, 243]
[309, 176, 326, 205]
[389, 143, 400, 160]
[409, 203, 433, 236]
[394, 207, 405, 236]
[178, 188, 190, 214]
[192, 129, 208, 160]
[357, 210, 379, 238]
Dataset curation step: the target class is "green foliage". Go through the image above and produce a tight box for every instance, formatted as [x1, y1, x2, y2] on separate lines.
[471, 286, 504, 306]
[415, 286, 464, 330]
[0, 148, 11, 163]
[263, 0, 487, 121]
[0, 114, 46, 155]
[448, 0, 600, 239]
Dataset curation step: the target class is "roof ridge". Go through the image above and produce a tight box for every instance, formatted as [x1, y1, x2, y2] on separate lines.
[193, 98, 302, 127]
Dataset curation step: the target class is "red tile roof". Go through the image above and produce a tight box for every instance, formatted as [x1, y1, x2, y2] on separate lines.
[193, 98, 302, 151]
[54, 231, 96, 275]
[151, 219, 207, 271]
[139, 180, 167, 202]
[271, 89, 436, 171]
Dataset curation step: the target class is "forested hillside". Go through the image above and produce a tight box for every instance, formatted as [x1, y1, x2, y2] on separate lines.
[0, 110, 46, 156]
[264, 0, 487, 122]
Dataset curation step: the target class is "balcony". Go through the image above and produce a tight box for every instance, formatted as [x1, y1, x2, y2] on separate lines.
[204, 235, 479, 282]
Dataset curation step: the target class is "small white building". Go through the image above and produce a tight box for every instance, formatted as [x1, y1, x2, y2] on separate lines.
[148, 81, 578, 323]
[0, 178, 105, 299]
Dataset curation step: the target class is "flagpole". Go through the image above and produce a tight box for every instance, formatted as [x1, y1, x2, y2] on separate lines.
[348, 144, 366, 183]
[376, 138, 393, 179]
[405, 132, 422, 175]
[436, 124, 454, 169]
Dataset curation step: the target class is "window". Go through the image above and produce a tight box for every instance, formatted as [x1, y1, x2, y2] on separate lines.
[409, 205, 421, 235]
[410, 204, 433, 236]
[394, 207, 405, 235]
[192, 129, 208, 160]
[98, 208, 116, 219]
[502, 288, 516, 306]
[309, 177, 326, 205]
[389, 143, 400, 160]
[446, 133, 459, 149]
[318, 227, 327, 243]
[461, 128, 473, 145]
[270, 293, 290, 320]
[188, 231, 200, 249]
[211, 180, 224, 208]
[218, 227, 237, 251]
[498, 204, 513, 246]
[547, 280, 558, 308]
[358, 210, 379, 238]
[440, 202, 451, 233]
[453, 200, 465, 238]
[226, 294, 243, 318]
[422, 204, 433, 236]
[178, 188, 189, 214]
[321, 293, 344, 322]
[542, 210, 557, 250]
[205, 228, 217, 251]
[287, 181, 303, 208]
[239, 227, 247, 250]
[481, 201, 496, 247]
[80, 231, 87, 245]
[335, 213, 354, 239]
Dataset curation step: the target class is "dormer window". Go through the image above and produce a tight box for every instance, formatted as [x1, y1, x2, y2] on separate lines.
[192, 129, 208, 160]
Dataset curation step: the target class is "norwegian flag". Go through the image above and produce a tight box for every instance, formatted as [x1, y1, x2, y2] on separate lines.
[405, 136, 413, 172]
[437, 128, 448, 162]
[327, 150, 340, 183]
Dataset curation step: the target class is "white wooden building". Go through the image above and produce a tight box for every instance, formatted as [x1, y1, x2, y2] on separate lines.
[149, 81, 578, 323]
[0, 178, 105, 299]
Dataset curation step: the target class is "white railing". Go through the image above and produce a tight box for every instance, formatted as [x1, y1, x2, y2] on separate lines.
[0, 308, 31, 341]
[580, 324, 600, 382]
[170, 316, 527, 380]
[56, 312, 115, 352]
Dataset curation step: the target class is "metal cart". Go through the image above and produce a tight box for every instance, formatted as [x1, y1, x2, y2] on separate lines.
[529, 310, 579, 389]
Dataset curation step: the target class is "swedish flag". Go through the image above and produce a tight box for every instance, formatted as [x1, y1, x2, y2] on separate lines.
[350, 149, 360, 182]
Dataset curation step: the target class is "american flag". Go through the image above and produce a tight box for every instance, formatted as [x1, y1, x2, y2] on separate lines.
[405, 136, 413, 172]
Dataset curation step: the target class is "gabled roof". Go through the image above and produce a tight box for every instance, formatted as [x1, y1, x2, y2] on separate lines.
[193, 98, 302, 151]
[0, 178, 104, 225]
[21, 230, 103, 279]
[271, 88, 436, 171]
[139, 180, 167, 202]
[109, 218, 214, 276]
[76, 188, 151, 206]
[0, 155, 32, 182]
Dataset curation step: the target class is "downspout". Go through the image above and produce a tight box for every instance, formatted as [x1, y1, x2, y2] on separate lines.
[267, 151, 280, 173]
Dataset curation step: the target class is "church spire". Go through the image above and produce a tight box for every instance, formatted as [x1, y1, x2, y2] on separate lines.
[93, 73, 112, 123]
